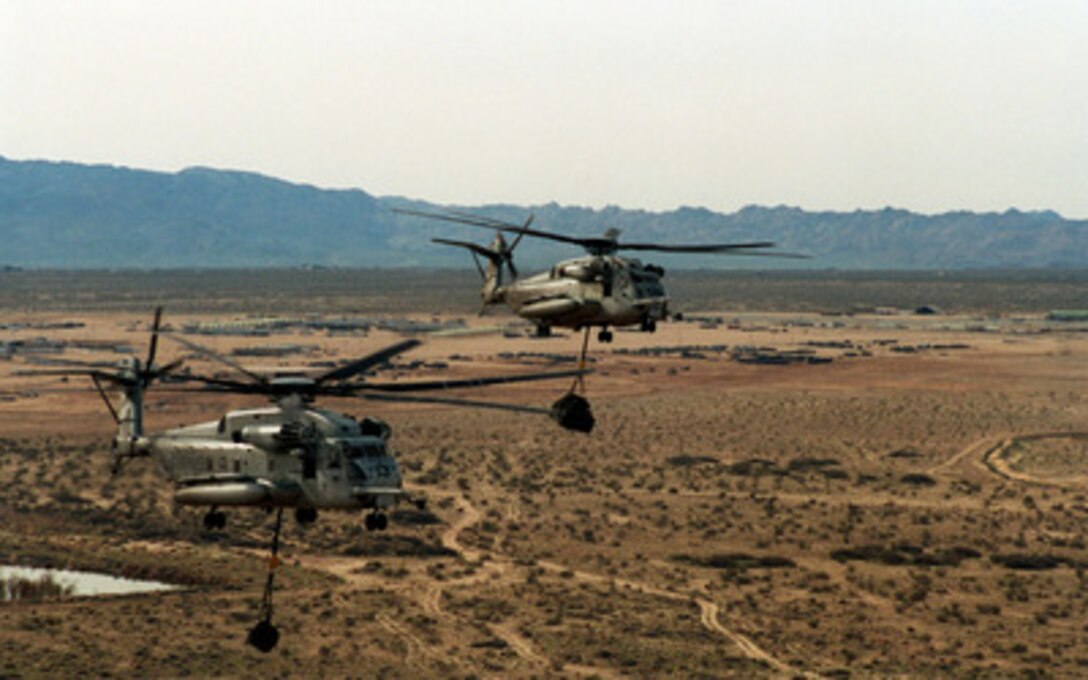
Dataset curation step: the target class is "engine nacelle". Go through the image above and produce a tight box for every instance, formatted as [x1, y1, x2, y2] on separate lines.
[238, 422, 319, 451]
[557, 264, 596, 282]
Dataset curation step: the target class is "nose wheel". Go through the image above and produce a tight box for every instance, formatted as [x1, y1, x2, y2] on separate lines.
[203, 509, 227, 531]
[596, 328, 613, 343]
[365, 512, 389, 531]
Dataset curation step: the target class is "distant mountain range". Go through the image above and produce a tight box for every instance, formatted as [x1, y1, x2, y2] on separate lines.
[1, 156, 1085, 269]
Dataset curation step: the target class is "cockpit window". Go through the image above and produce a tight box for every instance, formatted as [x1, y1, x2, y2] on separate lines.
[342, 441, 385, 458]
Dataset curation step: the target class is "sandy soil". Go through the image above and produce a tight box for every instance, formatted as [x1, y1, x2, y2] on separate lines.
[2, 308, 1088, 677]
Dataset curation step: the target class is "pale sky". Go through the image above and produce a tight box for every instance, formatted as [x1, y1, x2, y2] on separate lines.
[3, 0, 1087, 217]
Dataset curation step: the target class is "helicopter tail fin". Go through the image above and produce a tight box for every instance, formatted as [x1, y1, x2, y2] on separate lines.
[108, 308, 177, 471]
[431, 237, 513, 309]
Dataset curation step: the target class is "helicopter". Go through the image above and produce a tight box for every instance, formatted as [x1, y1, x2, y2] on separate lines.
[26, 308, 594, 652]
[396, 208, 806, 347]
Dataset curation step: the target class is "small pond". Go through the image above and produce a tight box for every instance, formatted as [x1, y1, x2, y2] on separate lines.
[1, 565, 179, 601]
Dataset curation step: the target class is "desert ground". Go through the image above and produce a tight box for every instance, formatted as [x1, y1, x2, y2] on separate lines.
[2, 270, 1088, 678]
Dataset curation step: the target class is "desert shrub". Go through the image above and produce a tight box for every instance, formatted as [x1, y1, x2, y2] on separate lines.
[787, 457, 841, 472]
[832, 544, 979, 567]
[888, 448, 923, 459]
[389, 508, 441, 526]
[727, 459, 779, 477]
[672, 552, 795, 570]
[991, 553, 1063, 571]
[900, 473, 937, 487]
[342, 536, 455, 558]
[666, 455, 719, 467]
[832, 545, 909, 566]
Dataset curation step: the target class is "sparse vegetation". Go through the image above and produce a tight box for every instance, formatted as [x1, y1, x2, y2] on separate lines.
[1, 279, 1087, 677]
[1, 573, 74, 602]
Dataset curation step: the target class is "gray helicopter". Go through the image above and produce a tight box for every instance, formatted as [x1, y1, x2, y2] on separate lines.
[27, 308, 594, 652]
[396, 208, 805, 345]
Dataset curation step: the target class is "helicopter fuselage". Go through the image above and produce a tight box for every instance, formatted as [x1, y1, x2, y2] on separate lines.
[128, 404, 406, 513]
[497, 254, 667, 331]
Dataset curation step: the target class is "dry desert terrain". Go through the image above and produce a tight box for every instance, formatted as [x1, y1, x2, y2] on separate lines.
[2, 272, 1088, 678]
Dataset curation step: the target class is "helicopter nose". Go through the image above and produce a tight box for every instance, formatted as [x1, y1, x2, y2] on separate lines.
[351, 458, 401, 485]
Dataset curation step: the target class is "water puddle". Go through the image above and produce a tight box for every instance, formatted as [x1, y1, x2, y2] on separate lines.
[1, 565, 179, 601]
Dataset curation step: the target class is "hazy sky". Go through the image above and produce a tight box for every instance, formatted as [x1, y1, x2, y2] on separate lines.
[3, 1, 1087, 217]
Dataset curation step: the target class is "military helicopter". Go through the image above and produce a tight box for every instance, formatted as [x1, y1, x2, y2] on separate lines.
[396, 208, 805, 347]
[27, 308, 594, 652]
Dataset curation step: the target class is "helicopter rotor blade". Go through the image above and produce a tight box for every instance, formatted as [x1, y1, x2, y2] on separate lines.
[146, 358, 185, 380]
[398, 207, 522, 231]
[90, 374, 121, 424]
[507, 213, 533, 254]
[398, 208, 588, 247]
[504, 218, 526, 279]
[443, 208, 526, 230]
[14, 367, 132, 385]
[709, 249, 811, 259]
[313, 339, 422, 384]
[396, 208, 515, 230]
[405, 208, 808, 259]
[613, 241, 808, 257]
[358, 391, 554, 416]
[17, 357, 128, 369]
[168, 372, 270, 393]
[431, 237, 499, 262]
[469, 251, 486, 279]
[145, 306, 163, 369]
[163, 333, 270, 387]
[359, 390, 593, 433]
[355, 367, 591, 393]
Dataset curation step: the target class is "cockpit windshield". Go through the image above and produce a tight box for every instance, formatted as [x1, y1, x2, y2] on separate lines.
[342, 441, 385, 458]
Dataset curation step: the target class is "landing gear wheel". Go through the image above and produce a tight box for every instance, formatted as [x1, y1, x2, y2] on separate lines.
[640, 318, 657, 333]
[597, 329, 613, 343]
[365, 512, 389, 531]
[203, 510, 227, 531]
[247, 619, 280, 653]
[295, 507, 318, 525]
[536, 325, 552, 338]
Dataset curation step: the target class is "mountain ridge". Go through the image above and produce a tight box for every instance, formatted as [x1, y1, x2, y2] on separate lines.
[1, 156, 1084, 269]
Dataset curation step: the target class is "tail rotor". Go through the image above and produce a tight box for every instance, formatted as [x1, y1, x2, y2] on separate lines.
[20, 307, 182, 474]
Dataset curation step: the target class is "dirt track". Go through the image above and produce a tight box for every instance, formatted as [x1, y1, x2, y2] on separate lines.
[981, 432, 1088, 487]
[4, 308, 1088, 677]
